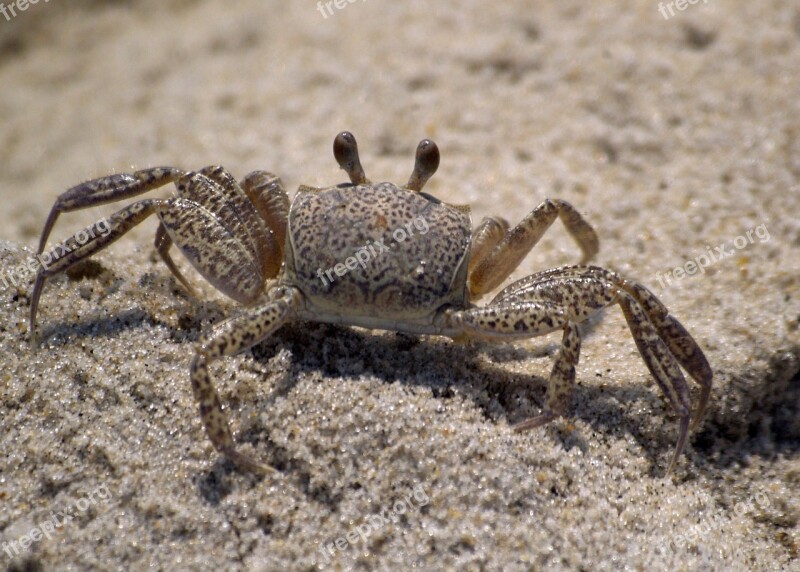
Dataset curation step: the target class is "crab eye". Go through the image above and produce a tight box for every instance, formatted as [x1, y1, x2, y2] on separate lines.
[406, 139, 440, 192]
[333, 131, 368, 185]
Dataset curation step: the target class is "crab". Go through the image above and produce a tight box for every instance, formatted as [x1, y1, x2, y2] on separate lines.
[30, 131, 712, 475]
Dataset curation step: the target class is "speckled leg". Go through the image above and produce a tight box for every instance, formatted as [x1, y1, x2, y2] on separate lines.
[144, 166, 289, 290]
[615, 290, 691, 474]
[190, 287, 299, 474]
[468, 216, 510, 275]
[448, 300, 567, 341]
[31, 175, 274, 334]
[448, 268, 608, 432]
[620, 279, 713, 430]
[451, 265, 711, 473]
[30, 199, 169, 337]
[38, 163, 287, 307]
[37, 167, 183, 254]
[240, 171, 290, 278]
[513, 322, 581, 431]
[468, 199, 600, 296]
[154, 223, 198, 298]
[155, 170, 271, 305]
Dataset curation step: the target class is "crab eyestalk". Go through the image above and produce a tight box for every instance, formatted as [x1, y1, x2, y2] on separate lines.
[333, 131, 369, 185]
[406, 138, 440, 192]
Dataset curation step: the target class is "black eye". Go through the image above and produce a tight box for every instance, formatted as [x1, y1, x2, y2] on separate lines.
[406, 139, 440, 192]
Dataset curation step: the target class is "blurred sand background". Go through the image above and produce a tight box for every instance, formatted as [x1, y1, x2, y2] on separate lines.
[0, 0, 799, 570]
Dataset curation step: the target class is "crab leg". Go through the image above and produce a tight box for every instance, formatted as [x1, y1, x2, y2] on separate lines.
[619, 279, 713, 429]
[495, 265, 713, 425]
[30, 199, 168, 337]
[181, 166, 278, 282]
[468, 216, 510, 274]
[240, 171, 290, 278]
[190, 287, 299, 474]
[36, 166, 218, 305]
[513, 322, 582, 431]
[468, 199, 600, 297]
[154, 223, 198, 298]
[615, 290, 691, 473]
[32, 166, 295, 341]
[449, 265, 712, 473]
[37, 167, 183, 255]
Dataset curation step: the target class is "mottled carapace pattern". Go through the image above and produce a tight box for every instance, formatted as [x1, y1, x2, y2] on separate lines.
[286, 183, 470, 320]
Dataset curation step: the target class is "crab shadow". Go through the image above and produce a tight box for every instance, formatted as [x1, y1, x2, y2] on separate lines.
[35, 307, 167, 344]
[32, 288, 799, 485]
[240, 314, 693, 478]
[248, 316, 798, 478]
[690, 350, 800, 472]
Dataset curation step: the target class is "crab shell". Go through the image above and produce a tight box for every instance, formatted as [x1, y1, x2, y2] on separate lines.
[284, 182, 472, 329]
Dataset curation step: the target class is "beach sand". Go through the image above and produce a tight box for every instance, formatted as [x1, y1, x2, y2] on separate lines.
[1, 1, 798, 570]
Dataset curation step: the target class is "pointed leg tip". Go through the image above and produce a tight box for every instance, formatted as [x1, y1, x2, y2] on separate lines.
[690, 386, 712, 432]
[29, 318, 40, 348]
[666, 415, 691, 476]
[512, 411, 557, 432]
[180, 282, 200, 300]
[665, 461, 677, 478]
[225, 447, 278, 476]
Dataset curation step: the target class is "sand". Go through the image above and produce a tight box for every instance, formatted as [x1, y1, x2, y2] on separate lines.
[0, 1, 798, 570]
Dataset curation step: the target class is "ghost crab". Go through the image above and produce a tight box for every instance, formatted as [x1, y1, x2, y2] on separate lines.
[30, 131, 712, 475]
